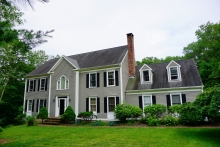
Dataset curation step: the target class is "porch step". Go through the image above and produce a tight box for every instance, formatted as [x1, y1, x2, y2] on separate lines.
[43, 117, 62, 125]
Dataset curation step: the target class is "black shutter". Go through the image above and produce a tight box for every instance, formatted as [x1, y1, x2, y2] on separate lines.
[116, 97, 119, 105]
[36, 99, 39, 112]
[97, 73, 100, 87]
[97, 97, 100, 113]
[33, 80, 36, 92]
[166, 95, 171, 107]
[152, 96, 156, 104]
[45, 78, 48, 91]
[32, 100, 35, 112]
[104, 97, 107, 113]
[139, 96, 143, 109]
[44, 99, 46, 108]
[104, 72, 107, 87]
[182, 94, 186, 103]
[115, 71, 119, 86]
[25, 100, 27, 112]
[26, 80, 29, 92]
[86, 98, 89, 112]
[86, 74, 89, 88]
[38, 79, 40, 91]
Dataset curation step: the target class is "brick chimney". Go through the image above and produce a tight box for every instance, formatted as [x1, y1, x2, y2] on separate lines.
[127, 33, 136, 77]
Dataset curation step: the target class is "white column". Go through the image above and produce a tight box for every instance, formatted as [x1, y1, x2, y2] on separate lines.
[48, 74, 52, 117]
[75, 71, 79, 116]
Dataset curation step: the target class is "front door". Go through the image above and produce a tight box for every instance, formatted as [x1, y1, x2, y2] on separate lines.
[59, 99, 65, 115]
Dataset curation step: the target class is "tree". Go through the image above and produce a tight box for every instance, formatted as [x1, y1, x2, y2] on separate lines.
[183, 21, 220, 88]
[37, 107, 48, 123]
[1, 0, 49, 9]
[28, 50, 49, 68]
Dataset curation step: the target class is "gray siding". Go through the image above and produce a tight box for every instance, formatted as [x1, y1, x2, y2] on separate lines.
[121, 52, 129, 100]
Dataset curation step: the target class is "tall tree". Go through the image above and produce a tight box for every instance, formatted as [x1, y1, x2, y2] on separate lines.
[1, 0, 49, 9]
[183, 21, 220, 88]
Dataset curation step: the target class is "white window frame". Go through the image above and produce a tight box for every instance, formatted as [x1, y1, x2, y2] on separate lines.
[142, 95, 152, 110]
[168, 66, 181, 82]
[107, 70, 115, 87]
[27, 99, 33, 112]
[40, 78, 46, 91]
[89, 73, 97, 88]
[28, 79, 34, 92]
[141, 70, 152, 83]
[107, 96, 116, 112]
[57, 75, 69, 90]
[89, 97, 97, 114]
[170, 93, 182, 106]
[38, 99, 45, 112]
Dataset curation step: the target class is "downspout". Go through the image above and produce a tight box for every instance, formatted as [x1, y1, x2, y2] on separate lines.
[48, 74, 52, 117]
[23, 78, 27, 114]
[75, 71, 79, 117]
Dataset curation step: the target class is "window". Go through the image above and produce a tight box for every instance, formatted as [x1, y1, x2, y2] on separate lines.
[108, 97, 116, 112]
[107, 71, 115, 86]
[57, 76, 69, 90]
[29, 80, 34, 92]
[90, 98, 96, 112]
[40, 79, 46, 91]
[39, 99, 45, 111]
[171, 94, 182, 105]
[170, 67, 178, 80]
[143, 95, 152, 108]
[143, 70, 150, 82]
[90, 73, 96, 88]
[28, 100, 33, 111]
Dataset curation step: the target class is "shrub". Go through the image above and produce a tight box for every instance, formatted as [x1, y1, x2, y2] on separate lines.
[14, 106, 26, 125]
[92, 120, 107, 126]
[37, 107, 48, 123]
[161, 114, 179, 126]
[168, 105, 181, 118]
[27, 116, 36, 126]
[0, 126, 3, 132]
[61, 106, 76, 124]
[77, 111, 97, 123]
[147, 116, 160, 126]
[139, 116, 148, 124]
[179, 102, 203, 125]
[109, 121, 116, 126]
[144, 104, 166, 118]
[114, 102, 142, 122]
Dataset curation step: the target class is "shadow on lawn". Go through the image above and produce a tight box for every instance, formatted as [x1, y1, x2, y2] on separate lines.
[176, 128, 220, 146]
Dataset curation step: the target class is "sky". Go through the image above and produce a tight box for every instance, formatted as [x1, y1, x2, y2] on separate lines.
[20, 0, 220, 61]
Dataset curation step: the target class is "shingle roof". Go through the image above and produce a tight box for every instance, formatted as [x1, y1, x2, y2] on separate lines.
[126, 59, 203, 90]
[27, 45, 128, 76]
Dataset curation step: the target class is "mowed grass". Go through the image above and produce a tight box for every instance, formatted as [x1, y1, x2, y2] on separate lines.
[1, 125, 220, 147]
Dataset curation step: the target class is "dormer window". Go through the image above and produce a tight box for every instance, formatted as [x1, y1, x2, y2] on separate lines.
[166, 60, 182, 82]
[139, 64, 153, 84]
[170, 67, 178, 80]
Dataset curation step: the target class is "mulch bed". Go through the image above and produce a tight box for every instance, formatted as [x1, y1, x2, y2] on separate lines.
[0, 139, 9, 145]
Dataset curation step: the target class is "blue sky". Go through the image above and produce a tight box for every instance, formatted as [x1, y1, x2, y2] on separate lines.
[20, 0, 220, 61]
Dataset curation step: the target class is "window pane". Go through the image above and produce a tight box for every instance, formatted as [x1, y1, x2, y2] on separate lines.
[28, 100, 32, 111]
[170, 67, 178, 80]
[143, 96, 151, 107]
[108, 71, 115, 86]
[61, 76, 65, 89]
[108, 97, 115, 112]
[29, 80, 34, 91]
[57, 81, 60, 89]
[39, 100, 44, 110]
[143, 71, 149, 81]
[90, 98, 96, 111]
[41, 79, 45, 91]
[90, 105, 96, 111]
[90, 73, 96, 87]
[90, 98, 96, 104]
[172, 95, 181, 104]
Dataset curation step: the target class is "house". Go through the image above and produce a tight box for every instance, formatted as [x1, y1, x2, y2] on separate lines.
[23, 33, 203, 120]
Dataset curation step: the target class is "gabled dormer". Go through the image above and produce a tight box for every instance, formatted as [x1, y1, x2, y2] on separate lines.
[139, 64, 153, 84]
[166, 60, 182, 82]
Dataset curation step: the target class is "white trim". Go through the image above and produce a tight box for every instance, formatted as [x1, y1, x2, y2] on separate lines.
[88, 97, 97, 115]
[142, 95, 152, 110]
[57, 75, 69, 90]
[170, 93, 182, 106]
[89, 72, 97, 88]
[40, 78, 46, 91]
[166, 60, 181, 68]
[139, 64, 153, 84]
[23, 79, 27, 113]
[107, 70, 115, 87]
[107, 96, 116, 112]
[139, 64, 153, 71]
[28, 79, 34, 92]
[75, 71, 79, 116]
[167, 66, 182, 82]
[48, 74, 52, 117]
[27, 99, 33, 112]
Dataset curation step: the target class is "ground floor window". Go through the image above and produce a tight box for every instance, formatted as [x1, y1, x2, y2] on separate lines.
[28, 100, 33, 111]
[90, 97, 97, 112]
[171, 94, 182, 105]
[143, 95, 152, 108]
[108, 97, 116, 112]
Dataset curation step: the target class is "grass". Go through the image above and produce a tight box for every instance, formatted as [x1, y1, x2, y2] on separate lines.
[0, 125, 220, 147]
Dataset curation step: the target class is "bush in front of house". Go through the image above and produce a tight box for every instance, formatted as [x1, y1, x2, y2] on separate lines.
[161, 114, 179, 126]
[61, 106, 76, 124]
[144, 104, 166, 118]
[168, 105, 181, 118]
[0, 126, 3, 132]
[27, 116, 36, 126]
[114, 102, 142, 122]
[37, 107, 48, 123]
[147, 116, 160, 126]
[14, 106, 26, 125]
[179, 102, 203, 125]
[77, 111, 96, 123]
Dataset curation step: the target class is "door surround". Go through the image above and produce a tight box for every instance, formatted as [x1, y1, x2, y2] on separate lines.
[55, 96, 69, 117]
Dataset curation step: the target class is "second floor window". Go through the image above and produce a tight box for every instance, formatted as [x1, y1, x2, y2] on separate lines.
[40, 79, 46, 91]
[143, 70, 150, 82]
[90, 73, 96, 87]
[107, 71, 115, 86]
[170, 67, 178, 80]
[57, 76, 69, 90]
[29, 80, 34, 92]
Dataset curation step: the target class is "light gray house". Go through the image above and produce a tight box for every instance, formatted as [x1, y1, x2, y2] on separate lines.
[23, 33, 203, 120]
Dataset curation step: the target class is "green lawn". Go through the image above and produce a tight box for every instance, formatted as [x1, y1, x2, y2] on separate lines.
[0, 125, 220, 147]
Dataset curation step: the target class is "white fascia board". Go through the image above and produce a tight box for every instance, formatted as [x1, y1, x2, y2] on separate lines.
[48, 57, 64, 73]
[139, 64, 153, 72]
[166, 60, 181, 69]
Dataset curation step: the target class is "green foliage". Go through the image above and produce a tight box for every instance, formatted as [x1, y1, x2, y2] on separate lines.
[0, 126, 3, 132]
[114, 102, 142, 122]
[109, 121, 116, 126]
[77, 111, 97, 123]
[179, 102, 204, 125]
[27, 116, 36, 126]
[14, 106, 26, 125]
[139, 116, 148, 124]
[92, 120, 108, 126]
[61, 106, 76, 124]
[183, 21, 220, 88]
[168, 105, 181, 118]
[161, 114, 179, 126]
[144, 104, 166, 118]
[37, 107, 48, 123]
[147, 116, 160, 126]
